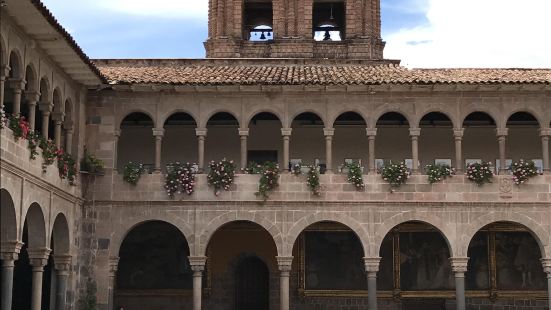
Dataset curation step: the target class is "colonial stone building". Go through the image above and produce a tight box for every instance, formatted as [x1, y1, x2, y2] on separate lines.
[1, 1, 550, 310]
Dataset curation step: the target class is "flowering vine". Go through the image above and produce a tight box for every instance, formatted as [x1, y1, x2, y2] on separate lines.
[345, 162, 365, 191]
[123, 162, 146, 185]
[56, 149, 77, 185]
[27, 131, 41, 160]
[290, 163, 301, 176]
[207, 159, 236, 195]
[306, 165, 321, 195]
[256, 161, 280, 200]
[242, 161, 264, 174]
[511, 160, 538, 185]
[381, 162, 410, 189]
[0, 108, 7, 129]
[165, 162, 196, 197]
[465, 162, 494, 186]
[425, 164, 454, 184]
[8, 114, 30, 140]
[39, 138, 57, 172]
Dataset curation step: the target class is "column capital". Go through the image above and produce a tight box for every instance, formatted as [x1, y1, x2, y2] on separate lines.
[188, 256, 207, 272]
[109, 256, 120, 276]
[8, 78, 26, 91]
[24, 91, 41, 103]
[276, 256, 293, 272]
[52, 112, 65, 122]
[453, 128, 465, 138]
[54, 255, 73, 275]
[113, 129, 121, 137]
[495, 128, 509, 137]
[0, 240, 24, 263]
[281, 128, 292, 136]
[63, 120, 75, 130]
[152, 128, 165, 137]
[363, 257, 381, 273]
[27, 247, 52, 267]
[238, 128, 249, 136]
[0, 64, 10, 77]
[450, 257, 469, 274]
[39, 102, 53, 112]
[323, 127, 335, 136]
[409, 127, 421, 137]
[539, 128, 551, 137]
[366, 128, 377, 137]
[195, 128, 207, 137]
[542, 258, 551, 275]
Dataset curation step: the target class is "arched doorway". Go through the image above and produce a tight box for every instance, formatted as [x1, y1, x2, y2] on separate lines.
[235, 256, 269, 310]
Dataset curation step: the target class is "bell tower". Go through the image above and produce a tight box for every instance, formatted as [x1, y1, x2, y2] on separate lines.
[204, 0, 386, 60]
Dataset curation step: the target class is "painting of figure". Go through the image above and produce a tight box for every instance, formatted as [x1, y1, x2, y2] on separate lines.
[466, 232, 490, 290]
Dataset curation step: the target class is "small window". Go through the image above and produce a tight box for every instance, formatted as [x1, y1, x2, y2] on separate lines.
[243, 1, 274, 41]
[313, 2, 345, 41]
[249, 25, 273, 41]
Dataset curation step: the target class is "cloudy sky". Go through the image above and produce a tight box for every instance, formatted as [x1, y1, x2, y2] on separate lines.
[41, 0, 551, 68]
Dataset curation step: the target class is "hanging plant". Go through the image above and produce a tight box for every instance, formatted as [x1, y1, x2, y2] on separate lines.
[27, 131, 41, 160]
[381, 162, 410, 189]
[39, 138, 57, 172]
[511, 160, 539, 185]
[242, 161, 263, 174]
[123, 162, 146, 185]
[8, 114, 30, 140]
[306, 165, 321, 195]
[465, 162, 494, 186]
[81, 150, 104, 174]
[207, 159, 236, 195]
[0, 108, 7, 129]
[425, 164, 454, 184]
[345, 162, 365, 191]
[56, 149, 77, 185]
[290, 163, 302, 176]
[165, 162, 196, 197]
[256, 161, 280, 200]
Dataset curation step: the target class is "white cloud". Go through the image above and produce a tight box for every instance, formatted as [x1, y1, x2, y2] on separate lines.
[96, 0, 208, 19]
[384, 0, 551, 68]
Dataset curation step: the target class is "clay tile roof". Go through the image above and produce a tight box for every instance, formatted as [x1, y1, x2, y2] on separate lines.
[94, 60, 551, 86]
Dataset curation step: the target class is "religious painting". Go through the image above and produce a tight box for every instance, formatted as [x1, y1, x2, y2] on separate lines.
[304, 231, 366, 290]
[399, 231, 454, 291]
[434, 159, 452, 167]
[377, 234, 394, 291]
[495, 232, 546, 290]
[466, 232, 490, 290]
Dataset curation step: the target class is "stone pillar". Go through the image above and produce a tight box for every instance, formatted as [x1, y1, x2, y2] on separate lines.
[366, 129, 377, 174]
[0, 241, 23, 310]
[196, 128, 207, 173]
[153, 128, 164, 173]
[324, 128, 335, 173]
[8, 79, 26, 116]
[27, 247, 51, 310]
[113, 130, 121, 172]
[53, 115, 64, 149]
[0, 65, 9, 109]
[540, 129, 551, 174]
[24, 92, 40, 132]
[541, 258, 551, 307]
[496, 128, 508, 174]
[281, 128, 292, 172]
[453, 128, 464, 172]
[410, 128, 421, 174]
[108, 257, 119, 310]
[239, 129, 249, 169]
[364, 257, 381, 310]
[64, 121, 74, 155]
[450, 257, 469, 310]
[39, 102, 53, 139]
[54, 255, 72, 310]
[276, 256, 293, 310]
[188, 256, 207, 310]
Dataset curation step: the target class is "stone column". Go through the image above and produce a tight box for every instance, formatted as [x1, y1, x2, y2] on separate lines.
[27, 247, 51, 310]
[496, 128, 508, 174]
[54, 255, 72, 310]
[239, 128, 249, 169]
[108, 257, 119, 310]
[539, 129, 551, 174]
[8, 79, 26, 116]
[450, 257, 469, 310]
[0, 65, 9, 109]
[453, 128, 464, 172]
[153, 128, 164, 173]
[0, 241, 23, 310]
[276, 256, 293, 310]
[52, 113, 64, 149]
[324, 128, 335, 173]
[188, 256, 207, 310]
[541, 258, 551, 307]
[281, 128, 292, 172]
[366, 129, 377, 174]
[364, 257, 381, 310]
[24, 92, 40, 132]
[39, 102, 53, 139]
[113, 130, 121, 172]
[410, 128, 421, 174]
[196, 128, 207, 173]
[64, 121, 74, 155]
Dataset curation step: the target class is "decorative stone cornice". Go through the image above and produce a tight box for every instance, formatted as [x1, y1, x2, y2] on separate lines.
[0, 241, 24, 264]
[54, 254, 73, 275]
[495, 128, 509, 137]
[541, 258, 551, 275]
[363, 257, 381, 274]
[38, 101, 53, 112]
[195, 128, 207, 137]
[366, 128, 377, 137]
[450, 257, 470, 274]
[27, 247, 52, 268]
[51, 112, 65, 122]
[276, 256, 293, 272]
[323, 128, 335, 137]
[539, 129, 551, 137]
[8, 78, 26, 91]
[188, 256, 208, 272]
[24, 91, 41, 103]
[281, 128, 292, 136]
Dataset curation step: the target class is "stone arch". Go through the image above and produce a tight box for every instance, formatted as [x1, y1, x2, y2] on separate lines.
[330, 110, 368, 127]
[245, 109, 284, 127]
[201, 109, 242, 129]
[118, 109, 156, 129]
[461, 109, 501, 128]
[1, 188, 18, 242]
[24, 203, 48, 249]
[24, 63, 38, 92]
[52, 87, 64, 115]
[374, 211, 454, 257]
[0, 34, 7, 68]
[160, 109, 199, 128]
[372, 108, 413, 128]
[289, 109, 327, 127]
[111, 217, 194, 257]
[8, 48, 23, 79]
[38, 76, 51, 103]
[460, 212, 550, 258]
[64, 98, 73, 123]
[505, 110, 543, 128]
[51, 212, 70, 255]
[415, 109, 459, 129]
[286, 212, 369, 257]
[198, 211, 283, 256]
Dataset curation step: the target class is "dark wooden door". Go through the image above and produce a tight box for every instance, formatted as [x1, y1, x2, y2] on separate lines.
[235, 256, 269, 310]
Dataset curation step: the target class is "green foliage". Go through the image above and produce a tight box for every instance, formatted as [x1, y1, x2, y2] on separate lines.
[207, 159, 236, 195]
[256, 161, 280, 200]
[165, 162, 196, 197]
[344, 162, 365, 191]
[381, 162, 410, 188]
[425, 164, 454, 184]
[123, 162, 146, 185]
[81, 150, 104, 174]
[243, 161, 264, 174]
[57, 150, 78, 185]
[27, 131, 41, 160]
[465, 162, 494, 186]
[39, 138, 57, 173]
[80, 280, 97, 310]
[306, 165, 321, 195]
[511, 160, 539, 185]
